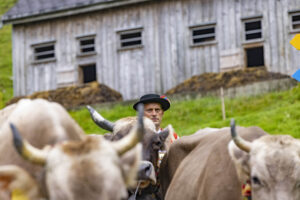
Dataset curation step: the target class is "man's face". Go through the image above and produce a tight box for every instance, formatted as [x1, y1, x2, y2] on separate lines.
[143, 103, 164, 130]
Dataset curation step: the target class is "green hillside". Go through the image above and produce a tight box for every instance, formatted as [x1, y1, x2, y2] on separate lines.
[0, 0, 16, 108]
[70, 84, 300, 137]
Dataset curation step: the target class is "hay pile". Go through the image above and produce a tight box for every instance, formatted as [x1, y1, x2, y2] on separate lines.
[166, 68, 293, 95]
[6, 81, 122, 109]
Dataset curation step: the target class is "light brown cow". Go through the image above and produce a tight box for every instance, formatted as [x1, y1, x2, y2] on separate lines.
[8, 102, 146, 200]
[160, 123, 267, 200]
[0, 99, 146, 200]
[229, 119, 300, 200]
[0, 165, 42, 200]
[0, 99, 85, 198]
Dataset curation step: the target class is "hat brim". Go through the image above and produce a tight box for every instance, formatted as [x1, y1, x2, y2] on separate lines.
[133, 97, 170, 111]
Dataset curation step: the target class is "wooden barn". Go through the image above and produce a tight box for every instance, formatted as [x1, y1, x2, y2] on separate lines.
[1, 0, 300, 100]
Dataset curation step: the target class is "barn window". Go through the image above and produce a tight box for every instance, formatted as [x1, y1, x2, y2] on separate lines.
[33, 42, 55, 62]
[190, 23, 216, 46]
[79, 64, 97, 84]
[77, 35, 96, 55]
[243, 17, 263, 41]
[117, 28, 143, 50]
[245, 46, 264, 68]
[290, 11, 300, 32]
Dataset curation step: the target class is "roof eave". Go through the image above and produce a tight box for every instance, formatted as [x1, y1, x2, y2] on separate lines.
[1, 0, 153, 25]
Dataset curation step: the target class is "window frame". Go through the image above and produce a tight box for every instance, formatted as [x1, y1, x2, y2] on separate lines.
[242, 16, 264, 44]
[31, 41, 56, 63]
[189, 22, 217, 47]
[289, 10, 300, 33]
[117, 27, 144, 51]
[76, 34, 96, 56]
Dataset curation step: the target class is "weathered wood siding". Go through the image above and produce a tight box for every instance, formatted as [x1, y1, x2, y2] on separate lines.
[12, 0, 300, 100]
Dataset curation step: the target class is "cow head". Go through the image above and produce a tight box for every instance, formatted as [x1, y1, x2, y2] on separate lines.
[10, 104, 146, 200]
[228, 119, 300, 200]
[87, 105, 170, 188]
[0, 165, 42, 200]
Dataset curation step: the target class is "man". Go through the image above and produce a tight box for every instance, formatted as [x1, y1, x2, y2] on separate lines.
[133, 94, 179, 140]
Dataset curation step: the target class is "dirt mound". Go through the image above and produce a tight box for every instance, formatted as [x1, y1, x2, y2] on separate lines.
[166, 68, 293, 95]
[6, 82, 122, 109]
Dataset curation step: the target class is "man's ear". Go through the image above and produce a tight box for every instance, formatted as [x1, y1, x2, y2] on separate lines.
[120, 143, 142, 188]
[228, 140, 251, 182]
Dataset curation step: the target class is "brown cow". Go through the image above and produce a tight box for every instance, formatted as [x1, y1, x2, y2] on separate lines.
[161, 120, 300, 200]
[8, 103, 146, 200]
[160, 123, 267, 200]
[87, 105, 173, 199]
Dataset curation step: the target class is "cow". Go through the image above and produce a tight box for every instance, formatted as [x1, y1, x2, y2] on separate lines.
[87, 105, 174, 200]
[159, 121, 267, 200]
[228, 119, 300, 200]
[0, 165, 42, 200]
[160, 119, 300, 200]
[0, 98, 85, 198]
[0, 99, 146, 200]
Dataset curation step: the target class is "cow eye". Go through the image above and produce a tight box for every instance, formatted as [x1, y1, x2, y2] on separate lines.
[155, 141, 162, 146]
[152, 141, 162, 150]
[296, 181, 300, 188]
[251, 176, 261, 185]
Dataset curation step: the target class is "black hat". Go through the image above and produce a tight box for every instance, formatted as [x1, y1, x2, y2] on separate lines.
[133, 94, 170, 111]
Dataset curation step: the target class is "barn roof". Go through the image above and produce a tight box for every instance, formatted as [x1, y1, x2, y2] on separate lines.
[1, 0, 151, 25]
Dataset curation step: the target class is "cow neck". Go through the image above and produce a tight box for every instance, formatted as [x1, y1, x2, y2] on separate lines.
[242, 180, 251, 200]
[128, 182, 160, 200]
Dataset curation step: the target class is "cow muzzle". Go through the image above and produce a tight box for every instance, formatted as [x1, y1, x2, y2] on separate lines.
[137, 161, 156, 186]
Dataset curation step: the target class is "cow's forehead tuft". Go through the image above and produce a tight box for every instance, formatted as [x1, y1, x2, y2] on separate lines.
[114, 116, 156, 134]
[61, 136, 100, 156]
[254, 135, 300, 149]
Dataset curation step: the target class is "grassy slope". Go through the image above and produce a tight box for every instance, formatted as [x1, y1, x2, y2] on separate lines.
[70, 84, 300, 137]
[0, 0, 16, 108]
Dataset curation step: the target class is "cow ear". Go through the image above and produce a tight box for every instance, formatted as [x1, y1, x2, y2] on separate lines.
[161, 125, 175, 151]
[159, 127, 170, 142]
[120, 143, 142, 188]
[228, 140, 251, 182]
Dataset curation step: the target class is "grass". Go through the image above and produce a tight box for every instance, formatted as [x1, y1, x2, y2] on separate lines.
[69, 84, 300, 138]
[0, 0, 16, 108]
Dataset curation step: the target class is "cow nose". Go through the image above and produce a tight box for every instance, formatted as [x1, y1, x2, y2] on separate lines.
[137, 161, 157, 184]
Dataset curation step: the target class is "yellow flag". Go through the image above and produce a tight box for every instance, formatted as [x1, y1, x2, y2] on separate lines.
[290, 34, 300, 50]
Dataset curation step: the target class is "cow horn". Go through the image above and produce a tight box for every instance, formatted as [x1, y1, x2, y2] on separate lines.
[10, 123, 47, 165]
[230, 119, 251, 153]
[113, 103, 144, 155]
[86, 105, 115, 132]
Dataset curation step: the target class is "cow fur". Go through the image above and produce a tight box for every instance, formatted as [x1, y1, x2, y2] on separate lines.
[229, 134, 300, 200]
[43, 135, 142, 200]
[160, 126, 266, 200]
[0, 99, 85, 198]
